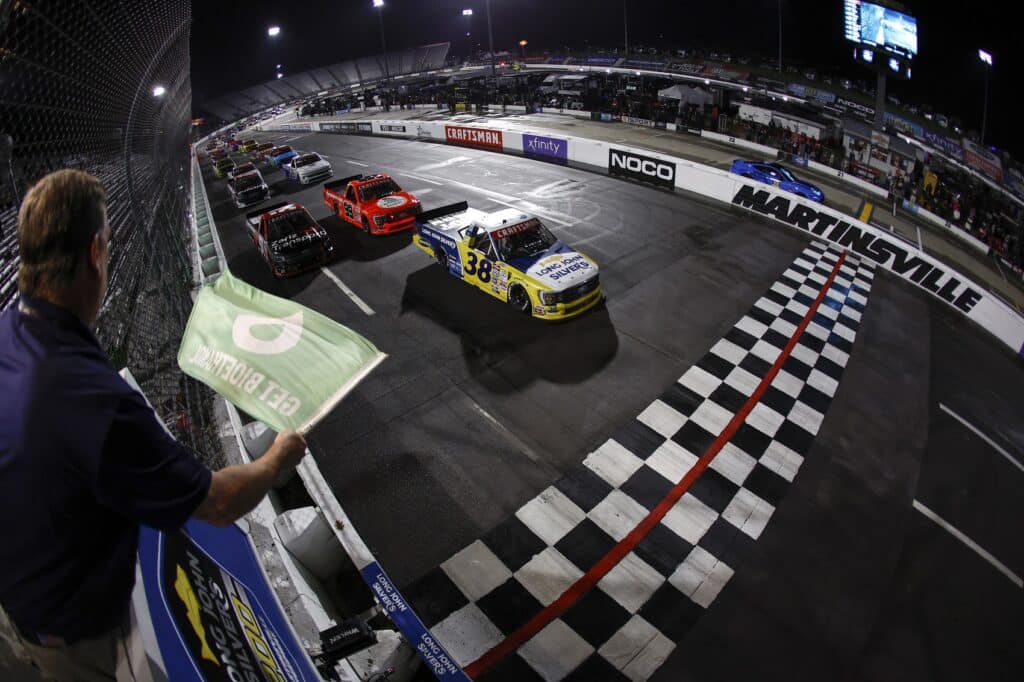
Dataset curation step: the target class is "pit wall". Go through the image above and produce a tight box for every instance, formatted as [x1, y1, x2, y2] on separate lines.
[263, 117, 1024, 356]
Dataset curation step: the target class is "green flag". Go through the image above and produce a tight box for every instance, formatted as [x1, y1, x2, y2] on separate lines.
[177, 271, 385, 433]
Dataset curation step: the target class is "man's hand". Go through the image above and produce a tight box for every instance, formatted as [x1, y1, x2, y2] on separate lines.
[269, 429, 307, 471]
[194, 429, 307, 527]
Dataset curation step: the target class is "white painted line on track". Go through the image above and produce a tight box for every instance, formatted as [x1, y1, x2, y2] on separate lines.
[912, 499, 1023, 589]
[321, 267, 375, 316]
[415, 155, 471, 171]
[939, 403, 1024, 474]
[994, 256, 1008, 283]
[400, 173, 443, 186]
[345, 159, 370, 167]
[429, 176, 577, 227]
[916, 225, 923, 251]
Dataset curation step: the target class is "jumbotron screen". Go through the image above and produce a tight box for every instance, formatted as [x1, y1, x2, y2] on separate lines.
[843, 0, 918, 59]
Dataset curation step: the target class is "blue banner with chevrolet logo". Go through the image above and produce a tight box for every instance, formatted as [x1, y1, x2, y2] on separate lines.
[137, 520, 321, 681]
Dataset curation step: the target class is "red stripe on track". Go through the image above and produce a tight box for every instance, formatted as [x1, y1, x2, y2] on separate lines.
[464, 250, 848, 679]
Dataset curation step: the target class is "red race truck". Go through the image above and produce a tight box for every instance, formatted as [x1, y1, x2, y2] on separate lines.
[322, 173, 422, 235]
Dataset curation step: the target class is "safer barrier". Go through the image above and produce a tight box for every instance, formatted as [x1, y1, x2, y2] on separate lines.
[265, 116, 1024, 357]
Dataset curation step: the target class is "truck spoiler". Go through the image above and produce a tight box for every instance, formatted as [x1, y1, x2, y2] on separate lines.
[323, 175, 364, 192]
[417, 201, 470, 225]
[245, 201, 290, 226]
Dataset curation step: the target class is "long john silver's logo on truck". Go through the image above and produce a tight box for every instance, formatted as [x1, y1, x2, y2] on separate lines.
[608, 148, 676, 189]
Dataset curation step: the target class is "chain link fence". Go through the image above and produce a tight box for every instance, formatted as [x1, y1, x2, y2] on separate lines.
[0, 0, 222, 467]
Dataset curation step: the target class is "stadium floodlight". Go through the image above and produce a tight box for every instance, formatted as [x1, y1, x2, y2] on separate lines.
[462, 8, 473, 15]
[267, 26, 280, 37]
[276, 72, 283, 79]
[152, 85, 166, 97]
[978, 49, 993, 66]
[373, 0, 383, 7]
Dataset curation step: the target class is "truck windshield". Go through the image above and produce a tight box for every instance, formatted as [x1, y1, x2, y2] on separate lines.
[266, 210, 315, 241]
[493, 218, 556, 261]
[357, 179, 400, 202]
[292, 154, 319, 167]
[234, 173, 262, 190]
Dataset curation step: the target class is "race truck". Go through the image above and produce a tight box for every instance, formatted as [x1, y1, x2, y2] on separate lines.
[209, 147, 228, 162]
[245, 202, 335, 278]
[283, 152, 333, 184]
[227, 161, 256, 181]
[729, 159, 825, 203]
[413, 202, 602, 320]
[322, 174, 421, 235]
[238, 139, 258, 153]
[267, 145, 300, 167]
[213, 157, 236, 178]
[252, 142, 275, 161]
[228, 169, 270, 208]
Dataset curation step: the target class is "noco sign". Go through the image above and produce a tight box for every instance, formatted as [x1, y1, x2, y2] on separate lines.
[608, 148, 676, 190]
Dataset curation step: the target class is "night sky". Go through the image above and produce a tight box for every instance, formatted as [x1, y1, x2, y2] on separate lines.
[191, 1, 1021, 159]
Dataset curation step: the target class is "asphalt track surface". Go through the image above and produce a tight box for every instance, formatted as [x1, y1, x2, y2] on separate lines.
[200, 130, 1024, 681]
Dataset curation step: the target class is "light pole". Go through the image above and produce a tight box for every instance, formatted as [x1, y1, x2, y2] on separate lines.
[623, 1, 628, 56]
[979, 49, 993, 145]
[373, 0, 389, 88]
[519, 39, 527, 60]
[267, 26, 282, 81]
[778, 0, 783, 73]
[462, 9, 473, 61]
[485, 0, 495, 78]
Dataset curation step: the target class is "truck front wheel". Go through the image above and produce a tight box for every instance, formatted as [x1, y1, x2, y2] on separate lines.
[508, 285, 532, 315]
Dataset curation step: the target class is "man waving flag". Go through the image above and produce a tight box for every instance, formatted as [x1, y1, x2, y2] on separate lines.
[178, 271, 385, 433]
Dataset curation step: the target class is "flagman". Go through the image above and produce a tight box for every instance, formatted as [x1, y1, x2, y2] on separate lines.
[0, 169, 308, 681]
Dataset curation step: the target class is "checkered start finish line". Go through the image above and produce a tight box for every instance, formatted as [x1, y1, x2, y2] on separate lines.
[403, 242, 874, 681]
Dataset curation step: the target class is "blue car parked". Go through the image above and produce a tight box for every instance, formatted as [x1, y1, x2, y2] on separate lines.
[730, 159, 825, 203]
[267, 145, 300, 168]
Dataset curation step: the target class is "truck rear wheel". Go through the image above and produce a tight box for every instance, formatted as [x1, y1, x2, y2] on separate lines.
[435, 247, 448, 272]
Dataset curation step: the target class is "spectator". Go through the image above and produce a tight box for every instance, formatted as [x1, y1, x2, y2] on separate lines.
[0, 169, 309, 681]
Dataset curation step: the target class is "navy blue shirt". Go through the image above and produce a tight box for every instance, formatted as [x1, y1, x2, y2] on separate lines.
[0, 295, 212, 642]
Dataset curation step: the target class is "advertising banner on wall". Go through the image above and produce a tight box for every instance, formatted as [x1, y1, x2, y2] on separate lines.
[922, 130, 963, 160]
[522, 134, 568, 164]
[608, 148, 676, 190]
[962, 139, 1004, 183]
[137, 521, 322, 681]
[730, 181, 1024, 356]
[444, 125, 504, 150]
[320, 122, 357, 134]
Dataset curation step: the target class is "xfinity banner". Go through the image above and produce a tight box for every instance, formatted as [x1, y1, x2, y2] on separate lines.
[608, 148, 676, 190]
[923, 130, 963, 161]
[178, 271, 385, 433]
[137, 521, 321, 681]
[522, 134, 568, 164]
